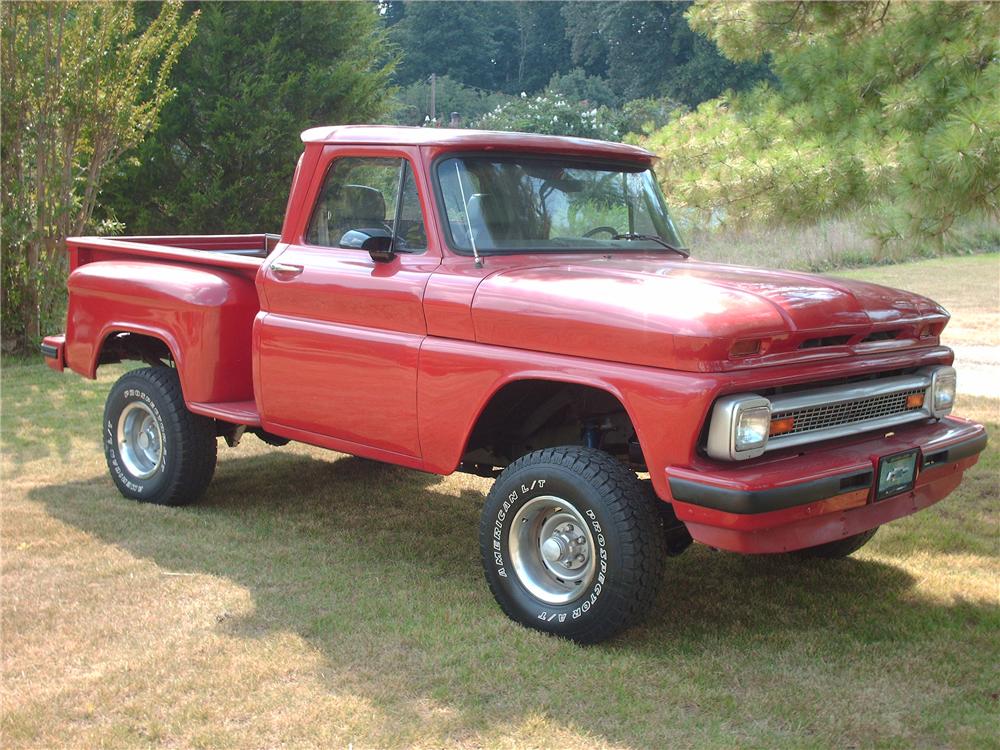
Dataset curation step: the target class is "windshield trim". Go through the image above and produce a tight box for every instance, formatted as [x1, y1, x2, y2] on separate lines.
[430, 151, 684, 259]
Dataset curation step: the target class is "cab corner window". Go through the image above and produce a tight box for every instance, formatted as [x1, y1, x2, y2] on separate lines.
[306, 156, 426, 253]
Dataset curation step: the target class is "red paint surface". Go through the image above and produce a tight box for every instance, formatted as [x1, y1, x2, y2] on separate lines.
[49, 126, 985, 552]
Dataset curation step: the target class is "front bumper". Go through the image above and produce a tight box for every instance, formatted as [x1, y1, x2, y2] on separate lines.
[666, 416, 987, 553]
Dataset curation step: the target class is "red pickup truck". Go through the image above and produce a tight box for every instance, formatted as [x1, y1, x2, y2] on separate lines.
[43, 126, 987, 642]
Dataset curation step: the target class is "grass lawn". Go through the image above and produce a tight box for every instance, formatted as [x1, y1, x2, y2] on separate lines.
[3, 255, 998, 749]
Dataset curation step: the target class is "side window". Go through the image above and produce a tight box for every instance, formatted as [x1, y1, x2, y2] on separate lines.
[306, 156, 426, 252]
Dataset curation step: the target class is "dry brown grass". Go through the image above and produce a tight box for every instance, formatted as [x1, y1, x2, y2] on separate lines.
[689, 213, 1000, 273]
[692, 215, 879, 271]
[2, 256, 998, 749]
[835, 254, 1000, 404]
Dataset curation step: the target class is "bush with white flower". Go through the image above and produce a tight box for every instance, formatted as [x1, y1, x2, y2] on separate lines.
[472, 93, 622, 141]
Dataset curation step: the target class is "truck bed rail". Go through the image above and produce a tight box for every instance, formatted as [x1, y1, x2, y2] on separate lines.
[67, 234, 278, 273]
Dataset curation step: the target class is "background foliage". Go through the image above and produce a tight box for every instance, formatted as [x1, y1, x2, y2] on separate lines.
[383, 0, 768, 123]
[100, 1, 394, 236]
[2, 0, 997, 353]
[1, 1, 196, 350]
[474, 94, 622, 140]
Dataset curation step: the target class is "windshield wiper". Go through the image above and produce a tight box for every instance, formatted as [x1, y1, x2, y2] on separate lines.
[612, 232, 689, 258]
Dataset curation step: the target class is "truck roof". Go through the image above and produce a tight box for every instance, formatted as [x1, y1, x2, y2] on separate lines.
[300, 125, 654, 163]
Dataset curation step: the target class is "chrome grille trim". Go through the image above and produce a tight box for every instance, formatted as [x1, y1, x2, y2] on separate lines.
[775, 388, 926, 435]
[768, 374, 930, 412]
[765, 373, 931, 452]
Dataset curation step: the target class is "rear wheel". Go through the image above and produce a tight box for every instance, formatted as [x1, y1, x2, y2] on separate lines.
[793, 527, 879, 558]
[103, 367, 217, 506]
[479, 446, 665, 643]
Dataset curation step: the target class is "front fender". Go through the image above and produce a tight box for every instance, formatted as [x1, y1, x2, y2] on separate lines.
[416, 337, 719, 501]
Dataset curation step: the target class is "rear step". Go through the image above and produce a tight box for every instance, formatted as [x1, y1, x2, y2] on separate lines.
[187, 400, 261, 427]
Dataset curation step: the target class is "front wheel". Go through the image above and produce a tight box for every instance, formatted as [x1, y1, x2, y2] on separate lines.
[479, 447, 665, 643]
[103, 367, 217, 506]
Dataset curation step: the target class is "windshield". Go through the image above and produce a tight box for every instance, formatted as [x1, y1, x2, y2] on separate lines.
[436, 156, 685, 255]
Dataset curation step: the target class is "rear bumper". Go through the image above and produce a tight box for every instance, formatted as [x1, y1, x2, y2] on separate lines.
[40, 334, 65, 372]
[666, 416, 987, 553]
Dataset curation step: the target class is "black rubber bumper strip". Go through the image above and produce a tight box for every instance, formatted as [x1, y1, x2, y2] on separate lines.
[39, 343, 58, 359]
[923, 431, 988, 467]
[669, 469, 874, 515]
[670, 431, 988, 515]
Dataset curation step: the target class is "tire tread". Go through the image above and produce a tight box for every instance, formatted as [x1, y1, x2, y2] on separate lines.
[104, 367, 217, 506]
[479, 446, 666, 643]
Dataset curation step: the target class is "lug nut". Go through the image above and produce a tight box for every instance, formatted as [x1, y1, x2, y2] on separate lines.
[576, 536, 585, 544]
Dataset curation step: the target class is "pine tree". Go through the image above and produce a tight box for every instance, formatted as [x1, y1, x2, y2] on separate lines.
[645, 1, 999, 244]
[101, 1, 395, 236]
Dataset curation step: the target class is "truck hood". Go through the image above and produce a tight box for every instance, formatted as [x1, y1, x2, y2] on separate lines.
[471, 257, 949, 372]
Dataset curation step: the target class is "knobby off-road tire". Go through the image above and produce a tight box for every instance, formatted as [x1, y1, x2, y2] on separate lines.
[479, 446, 666, 643]
[103, 367, 217, 506]
[793, 527, 879, 559]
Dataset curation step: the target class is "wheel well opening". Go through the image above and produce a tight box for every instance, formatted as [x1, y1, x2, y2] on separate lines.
[97, 331, 175, 371]
[460, 380, 645, 476]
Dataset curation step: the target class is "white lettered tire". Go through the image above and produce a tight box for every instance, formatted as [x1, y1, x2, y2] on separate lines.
[479, 446, 665, 643]
[103, 367, 217, 506]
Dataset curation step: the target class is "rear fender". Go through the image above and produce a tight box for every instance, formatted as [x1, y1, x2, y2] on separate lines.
[64, 261, 259, 403]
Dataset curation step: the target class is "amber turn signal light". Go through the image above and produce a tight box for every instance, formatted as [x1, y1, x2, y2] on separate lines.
[769, 416, 795, 436]
[906, 393, 925, 409]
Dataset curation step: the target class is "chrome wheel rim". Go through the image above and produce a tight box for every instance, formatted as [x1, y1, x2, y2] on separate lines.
[508, 495, 596, 605]
[117, 402, 163, 479]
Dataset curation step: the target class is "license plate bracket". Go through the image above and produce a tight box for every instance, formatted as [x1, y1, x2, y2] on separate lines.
[875, 448, 920, 501]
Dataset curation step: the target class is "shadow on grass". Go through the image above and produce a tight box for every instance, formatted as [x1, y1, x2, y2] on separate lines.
[0, 374, 108, 476]
[30, 449, 1000, 747]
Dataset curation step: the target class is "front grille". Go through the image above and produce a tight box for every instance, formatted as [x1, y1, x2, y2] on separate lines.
[705, 367, 948, 460]
[773, 387, 926, 436]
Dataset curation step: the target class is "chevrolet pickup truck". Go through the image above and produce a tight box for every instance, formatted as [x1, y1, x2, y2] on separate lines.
[43, 126, 987, 643]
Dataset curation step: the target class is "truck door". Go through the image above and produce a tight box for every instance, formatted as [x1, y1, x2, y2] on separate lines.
[256, 149, 439, 461]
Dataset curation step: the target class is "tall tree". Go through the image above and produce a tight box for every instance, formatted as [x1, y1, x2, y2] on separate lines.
[1, 1, 196, 351]
[388, 1, 570, 95]
[503, 2, 572, 94]
[561, 1, 770, 107]
[102, 1, 395, 236]
[389, 2, 502, 91]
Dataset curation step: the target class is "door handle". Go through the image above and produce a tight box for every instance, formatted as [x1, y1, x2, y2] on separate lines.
[270, 262, 303, 279]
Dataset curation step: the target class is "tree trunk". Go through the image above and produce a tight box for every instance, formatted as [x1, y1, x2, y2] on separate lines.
[25, 239, 40, 344]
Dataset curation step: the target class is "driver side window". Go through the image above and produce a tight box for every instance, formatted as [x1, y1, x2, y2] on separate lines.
[306, 157, 425, 251]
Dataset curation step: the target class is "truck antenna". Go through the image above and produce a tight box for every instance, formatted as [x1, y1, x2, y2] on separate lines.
[454, 161, 483, 268]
